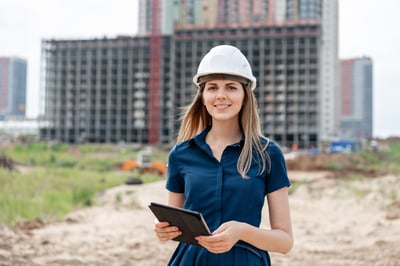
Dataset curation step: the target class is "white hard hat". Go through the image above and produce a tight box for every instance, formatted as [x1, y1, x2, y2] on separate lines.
[193, 45, 257, 91]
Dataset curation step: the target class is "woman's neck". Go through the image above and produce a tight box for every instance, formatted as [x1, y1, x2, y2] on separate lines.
[206, 122, 242, 161]
[207, 121, 242, 146]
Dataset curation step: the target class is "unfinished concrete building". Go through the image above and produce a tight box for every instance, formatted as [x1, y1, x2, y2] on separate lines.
[171, 23, 320, 148]
[40, 36, 172, 144]
[40, 0, 336, 149]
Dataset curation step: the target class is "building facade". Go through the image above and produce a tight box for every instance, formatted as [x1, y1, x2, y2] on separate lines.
[319, 0, 339, 144]
[40, 0, 338, 149]
[340, 57, 373, 139]
[0, 118, 39, 138]
[171, 24, 321, 148]
[40, 37, 172, 144]
[0, 57, 27, 119]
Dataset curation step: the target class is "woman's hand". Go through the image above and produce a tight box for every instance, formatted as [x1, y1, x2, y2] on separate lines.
[153, 219, 182, 242]
[196, 221, 245, 254]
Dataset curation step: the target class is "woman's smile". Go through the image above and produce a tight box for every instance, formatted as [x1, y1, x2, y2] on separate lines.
[214, 104, 231, 110]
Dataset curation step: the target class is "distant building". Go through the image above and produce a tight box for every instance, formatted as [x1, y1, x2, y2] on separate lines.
[0, 57, 27, 119]
[0, 117, 39, 138]
[340, 57, 373, 139]
[319, 0, 340, 142]
[40, 0, 339, 149]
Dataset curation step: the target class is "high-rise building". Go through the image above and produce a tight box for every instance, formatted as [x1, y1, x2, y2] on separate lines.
[40, 0, 339, 149]
[137, 0, 338, 148]
[39, 36, 172, 144]
[339, 57, 373, 139]
[171, 24, 321, 149]
[0, 57, 27, 119]
[138, 0, 180, 35]
[138, 0, 324, 33]
[319, 0, 339, 144]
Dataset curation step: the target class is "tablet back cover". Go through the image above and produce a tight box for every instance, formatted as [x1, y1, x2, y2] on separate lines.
[149, 202, 211, 246]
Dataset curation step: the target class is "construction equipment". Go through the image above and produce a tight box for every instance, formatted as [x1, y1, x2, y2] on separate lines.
[121, 147, 167, 176]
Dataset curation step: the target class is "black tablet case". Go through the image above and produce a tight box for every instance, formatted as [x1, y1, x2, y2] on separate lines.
[149, 202, 211, 246]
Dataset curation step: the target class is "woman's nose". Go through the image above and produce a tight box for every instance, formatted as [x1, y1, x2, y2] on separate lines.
[216, 89, 226, 99]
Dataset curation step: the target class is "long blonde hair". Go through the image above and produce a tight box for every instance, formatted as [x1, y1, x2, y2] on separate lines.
[177, 83, 269, 178]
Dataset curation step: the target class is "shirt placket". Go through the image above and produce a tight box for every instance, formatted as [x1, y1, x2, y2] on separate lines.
[215, 160, 224, 227]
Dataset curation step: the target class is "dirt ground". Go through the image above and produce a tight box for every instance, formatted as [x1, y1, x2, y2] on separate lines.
[1, 170, 400, 265]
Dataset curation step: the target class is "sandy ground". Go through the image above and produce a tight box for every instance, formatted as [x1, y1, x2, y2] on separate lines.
[1, 171, 400, 266]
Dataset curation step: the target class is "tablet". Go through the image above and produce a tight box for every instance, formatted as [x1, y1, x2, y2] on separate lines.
[148, 202, 211, 246]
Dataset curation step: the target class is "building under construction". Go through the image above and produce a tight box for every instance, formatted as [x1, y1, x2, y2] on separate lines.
[40, 36, 172, 144]
[40, 0, 338, 149]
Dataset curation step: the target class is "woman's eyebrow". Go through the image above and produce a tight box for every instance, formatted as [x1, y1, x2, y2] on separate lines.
[225, 82, 240, 86]
[206, 82, 240, 86]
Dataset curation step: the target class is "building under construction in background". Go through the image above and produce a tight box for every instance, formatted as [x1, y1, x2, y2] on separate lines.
[39, 0, 339, 149]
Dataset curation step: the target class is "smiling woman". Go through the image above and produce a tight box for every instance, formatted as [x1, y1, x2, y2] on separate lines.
[153, 45, 293, 266]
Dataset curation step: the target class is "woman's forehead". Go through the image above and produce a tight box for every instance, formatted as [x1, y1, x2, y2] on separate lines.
[205, 79, 242, 85]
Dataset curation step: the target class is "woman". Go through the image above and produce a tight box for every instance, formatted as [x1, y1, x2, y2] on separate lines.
[154, 45, 293, 265]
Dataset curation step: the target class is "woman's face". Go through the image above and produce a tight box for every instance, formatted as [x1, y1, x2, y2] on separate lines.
[202, 79, 245, 123]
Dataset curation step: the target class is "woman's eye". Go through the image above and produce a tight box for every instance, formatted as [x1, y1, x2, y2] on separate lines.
[227, 86, 237, 90]
[207, 86, 217, 91]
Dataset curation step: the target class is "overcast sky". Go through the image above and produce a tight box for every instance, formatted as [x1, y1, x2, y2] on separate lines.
[0, 0, 399, 138]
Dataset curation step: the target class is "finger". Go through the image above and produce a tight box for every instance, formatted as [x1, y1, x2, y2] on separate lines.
[197, 234, 223, 244]
[212, 222, 230, 235]
[199, 243, 228, 254]
[154, 221, 170, 230]
[198, 240, 224, 248]
[163, 230, 182, 240]
[158, 231, 168, 240]
[163, 226, 180, 233]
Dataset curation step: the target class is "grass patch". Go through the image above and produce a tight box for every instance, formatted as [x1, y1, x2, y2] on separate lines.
[324, 162, 342, 171]
[349, 186, 369, 198]
[321, 140, 400, 177]
[0, 143, 168, 227]
[387, 141, 400, 173]
[0, 167, 131, 226]
[347, 174, 366, 182]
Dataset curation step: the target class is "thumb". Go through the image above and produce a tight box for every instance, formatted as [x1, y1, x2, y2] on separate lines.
[212, 223, 229, 235]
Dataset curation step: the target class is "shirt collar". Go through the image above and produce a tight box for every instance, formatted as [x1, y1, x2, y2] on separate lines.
[191, 126, 244, 148]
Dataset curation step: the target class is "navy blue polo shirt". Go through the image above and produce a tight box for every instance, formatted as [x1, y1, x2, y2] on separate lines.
[166, 127, 290, 232]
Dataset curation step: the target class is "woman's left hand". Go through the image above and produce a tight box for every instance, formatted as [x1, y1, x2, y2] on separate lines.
[195, 221, 245, 254]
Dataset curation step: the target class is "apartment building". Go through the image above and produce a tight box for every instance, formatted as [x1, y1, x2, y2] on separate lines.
[0, 57, 27, 119]
[340, 57, 373, 139]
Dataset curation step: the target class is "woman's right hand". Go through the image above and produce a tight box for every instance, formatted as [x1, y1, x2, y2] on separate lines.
[153, 219, 182, 242]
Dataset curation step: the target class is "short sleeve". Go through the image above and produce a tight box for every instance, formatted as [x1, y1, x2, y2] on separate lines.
[165, 145, 185, 193]
[265, 142, 291, 194]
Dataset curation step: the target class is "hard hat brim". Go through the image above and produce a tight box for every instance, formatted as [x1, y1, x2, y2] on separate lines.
[193, 72, 256, 91]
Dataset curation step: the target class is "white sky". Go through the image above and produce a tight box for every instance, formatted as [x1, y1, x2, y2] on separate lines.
[0, 0, 399, 138]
